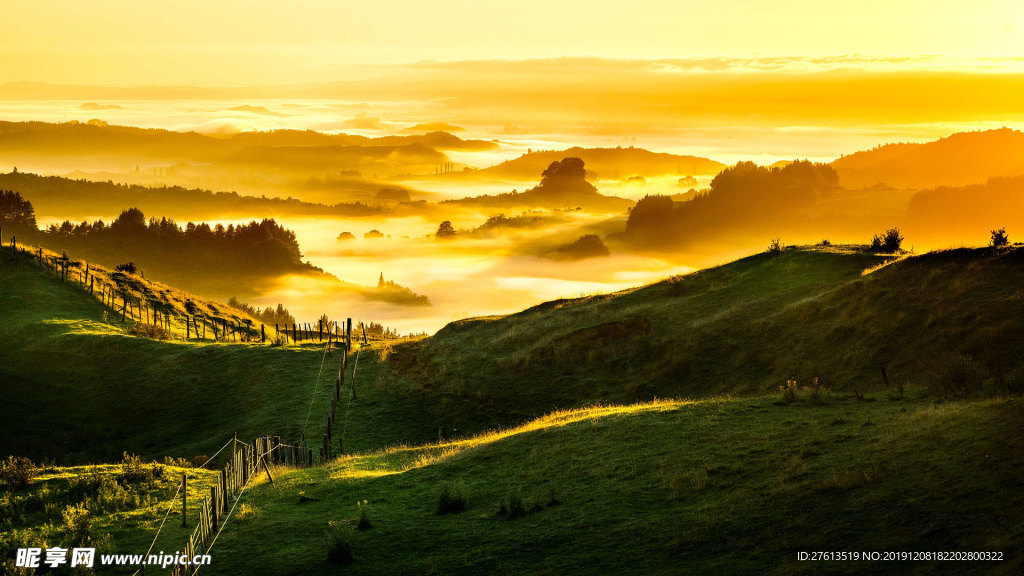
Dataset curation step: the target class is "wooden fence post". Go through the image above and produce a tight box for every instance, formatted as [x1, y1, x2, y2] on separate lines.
[181, 473, 188, 527]
[210, 486, 219, 530]
[346, 318, 352, 350]
[261, 324, 265, 343]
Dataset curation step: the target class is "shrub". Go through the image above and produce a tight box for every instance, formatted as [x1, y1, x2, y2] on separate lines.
[930, 353, 987, 399]
[819, 239, 832, 247]
[806, 377, 828, 403]
[870, 227, 904, 253]
[114, 262, 137, 274]
[437, 481, 467, 515]
[356, 500, 372, 530]
[991, 227, 1009, 248]
[236, 503, 262, 524]
[62, 503, 92, 545]
[91, 476, 132, 513]
[778, 378, 798, 403]
[499, 486, 526, 520]
[126, 323, 171, 340]
[0, 456, 36, 491]
[162, 456, 190, 467]
[767, 238, 784, 255]
[118, 452, 152, 483]
[325, 521, 356, 564]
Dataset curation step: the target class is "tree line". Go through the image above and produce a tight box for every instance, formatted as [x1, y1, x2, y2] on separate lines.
[1, 191, 315, 280]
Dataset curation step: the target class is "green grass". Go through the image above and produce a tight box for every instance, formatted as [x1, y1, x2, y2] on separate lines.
[0, 459, 223, 574]
[5, 242, 1024, 575]
[387, 245, 1024, 435]
[0, 248, 441, 463]
[8, 393, 1021, 575]
[204, 393, 1024, 575]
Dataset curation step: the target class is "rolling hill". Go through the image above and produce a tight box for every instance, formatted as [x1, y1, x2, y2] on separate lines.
[477, 146, 726, 180]
[832, 128, 1024, 189]
[4, 242, 1024, 576]
[0, 245, 437, 463]
[386, 245, 1024, 429]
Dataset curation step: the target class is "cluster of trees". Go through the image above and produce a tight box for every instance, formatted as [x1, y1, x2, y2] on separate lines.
[621, 161, 839, 248]
[0, 172, 382, 221]
[227, 297, 297, 327]
[365, 273, 431, 306]
[0, 190, 36, 237]
[361, 321, 399, 339]
[39, 207, 310, 277]
[442, 157, 631, 211]
[550, 234, 610, 260]
[531, 157, 597, 196]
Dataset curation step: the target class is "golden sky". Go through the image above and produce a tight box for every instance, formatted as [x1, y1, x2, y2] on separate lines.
[2, 0, 1022, 85]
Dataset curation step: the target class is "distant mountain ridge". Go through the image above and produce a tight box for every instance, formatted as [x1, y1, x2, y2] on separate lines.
[832, 128, 1024, 189]
[0, 121, 496, 155]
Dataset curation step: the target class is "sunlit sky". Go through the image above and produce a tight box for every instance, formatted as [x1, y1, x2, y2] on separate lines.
[3, 0, 1024, 333]
[2, 0, 1023, 85]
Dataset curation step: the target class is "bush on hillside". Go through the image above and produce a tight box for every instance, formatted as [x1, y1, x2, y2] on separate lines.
[325, 520, 356, 564]
[356, 500, 373, 530]
[126, 322, 171, 340]
[990, 227, 1009, 248]
[929, 353, 988, 399]
[0, 456, 36, 491]
[62, 503, 93, 545]
[118, 451, 158, 484]
[870, 228, 904, 253]
[498, 486, 527, 519]
[114, 261, 137, 274]
[437, 481, 467, 515]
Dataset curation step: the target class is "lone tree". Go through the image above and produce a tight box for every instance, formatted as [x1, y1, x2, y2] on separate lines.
[435, 221, 456, 239]
[991, 227, 1009, 248]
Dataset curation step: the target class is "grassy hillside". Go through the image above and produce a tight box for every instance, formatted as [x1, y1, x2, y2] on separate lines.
[387, 245, 1024, 432]
[4, 242, 1024, 575]
[209, 394, 1024, 575]
[0, 247, 440, 463]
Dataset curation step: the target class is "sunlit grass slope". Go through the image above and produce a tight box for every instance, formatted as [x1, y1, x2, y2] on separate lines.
[390, 245, 1024, 430]
[212, 395, 1024, 576]
[0, 248, 440, 463]
[1, 461, 223, 573]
